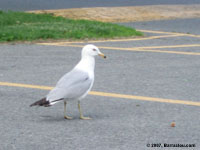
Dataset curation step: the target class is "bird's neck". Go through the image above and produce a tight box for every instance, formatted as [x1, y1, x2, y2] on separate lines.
[75, 56, 95, 72]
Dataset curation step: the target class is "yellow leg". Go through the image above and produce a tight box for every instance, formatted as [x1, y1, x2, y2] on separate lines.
[64, 101, 73, 120]
[78, 101, 91, 120]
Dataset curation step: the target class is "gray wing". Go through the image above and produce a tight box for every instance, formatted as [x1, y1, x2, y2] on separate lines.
[47, 69, 92, 101]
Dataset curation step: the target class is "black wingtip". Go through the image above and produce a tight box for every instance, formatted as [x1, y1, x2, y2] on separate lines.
[30, 97, 50, 107]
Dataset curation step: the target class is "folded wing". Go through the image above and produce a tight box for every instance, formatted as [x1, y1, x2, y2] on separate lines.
[47, 69, 92, 102]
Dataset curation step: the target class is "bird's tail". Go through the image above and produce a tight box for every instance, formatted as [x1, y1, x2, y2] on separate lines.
[30, 97, 50, 107]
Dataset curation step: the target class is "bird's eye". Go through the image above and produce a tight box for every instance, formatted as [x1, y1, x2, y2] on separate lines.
[93, 49, 97, 51]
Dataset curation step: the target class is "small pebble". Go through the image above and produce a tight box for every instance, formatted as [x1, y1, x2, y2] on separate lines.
[171, 122, 175, 127]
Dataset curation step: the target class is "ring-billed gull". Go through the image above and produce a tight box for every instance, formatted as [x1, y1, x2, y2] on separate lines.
[30, 44, 106, 120]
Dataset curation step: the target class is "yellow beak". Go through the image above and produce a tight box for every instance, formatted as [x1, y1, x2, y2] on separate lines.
[98, 53, 106, 59]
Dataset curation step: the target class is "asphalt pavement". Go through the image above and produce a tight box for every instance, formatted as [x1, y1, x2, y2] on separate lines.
[0, 18, 200, 150]
[1, 0, 200, 11]
[120, 18, 200, 35]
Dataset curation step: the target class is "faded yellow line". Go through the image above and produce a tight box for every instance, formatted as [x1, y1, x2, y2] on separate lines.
[185, 34, 200, 38]
[90, 91, 200, 106]
[39, 34, 183, 45]
[138, 29, 180, 35]
[0, 82, 53, 90]
[0, 81, 200, 107]
[98, 46, 200, 56]
[40, 42, 200, 50]
[44, 43, 200, 56]
[139, 29, 200, 38]
[133, 44, 200, 49]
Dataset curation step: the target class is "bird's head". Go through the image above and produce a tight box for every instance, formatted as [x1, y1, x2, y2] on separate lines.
[82, 44, 106, 59]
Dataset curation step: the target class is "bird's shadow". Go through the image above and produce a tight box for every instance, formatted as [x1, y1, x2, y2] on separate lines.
[38, 114, 109, 123]
[39, 115, 75, 122]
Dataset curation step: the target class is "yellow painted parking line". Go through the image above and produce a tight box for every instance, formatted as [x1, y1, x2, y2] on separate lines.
[0, 82, 52, 90]
[139, 29, 200, 38]
[185, 34, 200, 38]
[133, 44, 200, 49]
[90, 91, 200, 106]
[44, 43, 200, 56]
[96, 46, 200, 56]
[0, 81, 200, 107]
[138, 29, 177, 35]
[39, 34, 183, 45]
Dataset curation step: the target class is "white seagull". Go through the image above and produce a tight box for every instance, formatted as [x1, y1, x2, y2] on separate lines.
[30, 44, 106, 120]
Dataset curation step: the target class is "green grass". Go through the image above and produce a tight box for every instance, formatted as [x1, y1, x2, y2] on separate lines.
[0, 11, 143, 42]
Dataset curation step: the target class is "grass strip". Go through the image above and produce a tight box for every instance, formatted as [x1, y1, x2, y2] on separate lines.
[0, 11, 143, 42]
